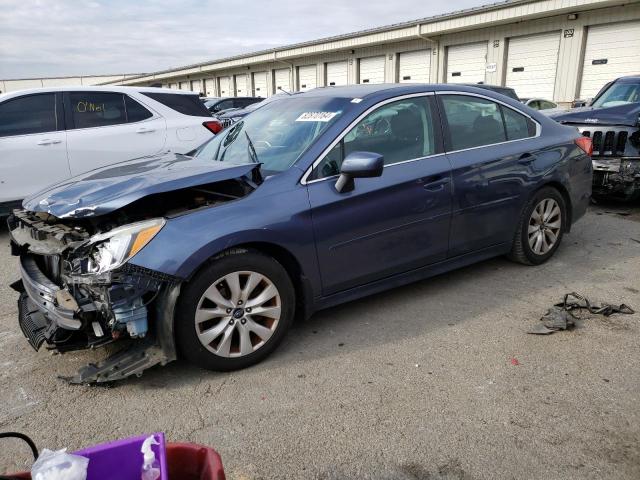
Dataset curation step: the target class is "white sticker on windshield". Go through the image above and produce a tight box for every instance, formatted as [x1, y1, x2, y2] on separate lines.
[296, 112, 339, 122]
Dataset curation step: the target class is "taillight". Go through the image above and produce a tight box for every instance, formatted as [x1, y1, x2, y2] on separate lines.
[203, 120, 223, 134]
[575, 136, 593, 156]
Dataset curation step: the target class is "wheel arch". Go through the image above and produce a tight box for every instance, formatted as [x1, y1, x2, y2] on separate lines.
[538, 181, 573, 231]
[183, 241, 315, 321]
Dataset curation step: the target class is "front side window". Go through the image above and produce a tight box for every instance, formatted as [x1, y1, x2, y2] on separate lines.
[0, 94, 57, 137]
[441, 95, 535, 150]
[311, 96, 438, 179]
[69, 92, 126, 129]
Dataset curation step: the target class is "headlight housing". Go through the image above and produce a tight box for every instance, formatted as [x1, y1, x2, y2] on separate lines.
[86, 218, 165, 274]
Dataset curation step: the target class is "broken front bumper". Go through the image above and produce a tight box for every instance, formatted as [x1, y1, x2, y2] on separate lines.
[592, 157, 640, 199]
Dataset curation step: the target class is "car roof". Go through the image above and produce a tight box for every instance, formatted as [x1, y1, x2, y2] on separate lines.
[0, 85, 198, 100]
[615, 75, 640, 83]
[300, 83, 522, 101]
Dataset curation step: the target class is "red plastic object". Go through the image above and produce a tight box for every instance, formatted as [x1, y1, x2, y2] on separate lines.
[8, 442, 225, 480]
[166, 443, 226, 480]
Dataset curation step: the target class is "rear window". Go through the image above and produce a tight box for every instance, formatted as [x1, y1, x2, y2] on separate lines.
[143, 92, 211, 117]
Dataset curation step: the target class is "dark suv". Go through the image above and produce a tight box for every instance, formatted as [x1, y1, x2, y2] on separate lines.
[552, 76, 640, 200]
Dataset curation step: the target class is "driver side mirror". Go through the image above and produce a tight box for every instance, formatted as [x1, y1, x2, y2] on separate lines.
[335, 151, 384, 193]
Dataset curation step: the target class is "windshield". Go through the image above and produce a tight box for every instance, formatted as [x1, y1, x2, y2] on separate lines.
[592, 82, 640, 108]
[195, 96, 353, 174]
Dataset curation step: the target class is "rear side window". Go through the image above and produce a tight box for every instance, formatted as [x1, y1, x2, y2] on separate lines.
[441, 95, 535, 150]
[502, 106, 536, 140]
[142, 92, 211, 117]
[0, 94, 57, 137]
[69, 92, 126, 129]
[125, 95, 153, 122]
[441, 95, 505, 150]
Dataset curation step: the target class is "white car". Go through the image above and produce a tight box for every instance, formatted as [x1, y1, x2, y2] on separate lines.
[0, 86, 219, 214]
[521, 98, 567, 115]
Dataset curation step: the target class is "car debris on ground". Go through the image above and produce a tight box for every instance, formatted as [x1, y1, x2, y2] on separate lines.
[528, 292, 635, 335]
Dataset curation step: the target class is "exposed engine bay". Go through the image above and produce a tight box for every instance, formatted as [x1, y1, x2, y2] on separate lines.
[8, 176, 256, 384]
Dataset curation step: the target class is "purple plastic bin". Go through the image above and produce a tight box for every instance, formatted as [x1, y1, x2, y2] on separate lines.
[74, 433, 168, 480]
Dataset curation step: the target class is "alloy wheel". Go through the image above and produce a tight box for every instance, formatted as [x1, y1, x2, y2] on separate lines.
[194, 271, 281, 357]
[528, 198, 562, 255]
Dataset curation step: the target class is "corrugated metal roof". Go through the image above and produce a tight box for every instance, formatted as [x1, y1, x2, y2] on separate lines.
[110, 0, 535, 83]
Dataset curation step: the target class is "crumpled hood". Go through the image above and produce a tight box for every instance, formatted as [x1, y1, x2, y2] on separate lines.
[23, 152, 258, 218]
[551, 103, 640, 127]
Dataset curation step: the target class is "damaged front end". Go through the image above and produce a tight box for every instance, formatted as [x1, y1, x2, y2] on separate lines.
[8, 159, 261, 383]
[577, 127, 640, 200]
[9, 210, 181, 384]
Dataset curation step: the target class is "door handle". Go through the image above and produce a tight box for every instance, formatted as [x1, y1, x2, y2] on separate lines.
[423, 177, 449, 192]
[136, 127, 155, 134]
[36, 139, 62, 145]
[518, 153, 536, 164]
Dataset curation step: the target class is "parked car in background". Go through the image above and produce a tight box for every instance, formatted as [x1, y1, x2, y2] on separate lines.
[0, 86, 218, 215]
[521, 98, 566, 115]
[203, 97, 262, 115]
[463, 84, 520, 101]
[8, 84, 592, 382]
[551, 75, 640, 200]
[215, 93, 293, 128]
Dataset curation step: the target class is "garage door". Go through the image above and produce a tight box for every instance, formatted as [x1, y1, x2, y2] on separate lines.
[580, 21, 640, 99]
[204, 79, 215, 96]
[359, 56, 385, 84]
[506, 31, 560, 99]
[179, 81, 189, 90]
[253, 72, 268, 97]
[298, 65, 317, 91]
[399, 50, 431, 83]
[446, 42, 487, 84]
[326, 61, 349, 86]
[274, 68, 291, 93]
[190, 80, 201, 93]
[234, 74, 248, 96]
[218, 76, 231, 96]
[169, 83, 177, 89]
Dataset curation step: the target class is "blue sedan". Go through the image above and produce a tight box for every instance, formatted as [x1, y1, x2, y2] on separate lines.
[9, 84, 592, 382]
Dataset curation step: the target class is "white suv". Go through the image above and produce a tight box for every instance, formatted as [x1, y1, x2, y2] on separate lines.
[0, 86, 218, 214]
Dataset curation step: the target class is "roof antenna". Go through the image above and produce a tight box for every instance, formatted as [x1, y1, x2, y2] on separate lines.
[277, 86, 292, 96]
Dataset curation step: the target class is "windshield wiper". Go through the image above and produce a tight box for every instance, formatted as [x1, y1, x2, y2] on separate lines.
[245, 131, 260, 165]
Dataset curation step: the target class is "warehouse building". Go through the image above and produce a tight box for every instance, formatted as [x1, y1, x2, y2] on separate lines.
[0, 74, 143, 94]
[107, 0, 639, 105]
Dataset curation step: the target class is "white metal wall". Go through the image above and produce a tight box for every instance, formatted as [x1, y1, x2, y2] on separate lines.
[579, 20, 640, 98]
[252, 71, 268, 97]
[505, 31, 561, 99]
[446, 42, 487, 84]
[298, 65, 317, 91]
[359, 56, 386, 84]
[398, 50, 431, 83]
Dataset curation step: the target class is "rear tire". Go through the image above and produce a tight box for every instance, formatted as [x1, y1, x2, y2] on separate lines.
[508, 187, 566, 265]
[175, 249, 295, 371]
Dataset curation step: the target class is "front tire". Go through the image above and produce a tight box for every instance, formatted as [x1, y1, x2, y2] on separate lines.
[508, 187, 567, 265]
[175, 249, 295, 371]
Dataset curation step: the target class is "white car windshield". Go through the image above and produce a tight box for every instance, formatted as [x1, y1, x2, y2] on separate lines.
[591, 82, 640, 108]
[195, 96, 354, 174]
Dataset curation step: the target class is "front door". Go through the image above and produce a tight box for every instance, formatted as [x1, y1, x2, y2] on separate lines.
[307, 95, 452, 295]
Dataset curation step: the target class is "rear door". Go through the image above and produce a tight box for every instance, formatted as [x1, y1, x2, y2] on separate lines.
[437, 93, 540, 256]
[64, 91, 166, 175]
[307, 94, 452, 295]
[0, 92, 70, 203]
